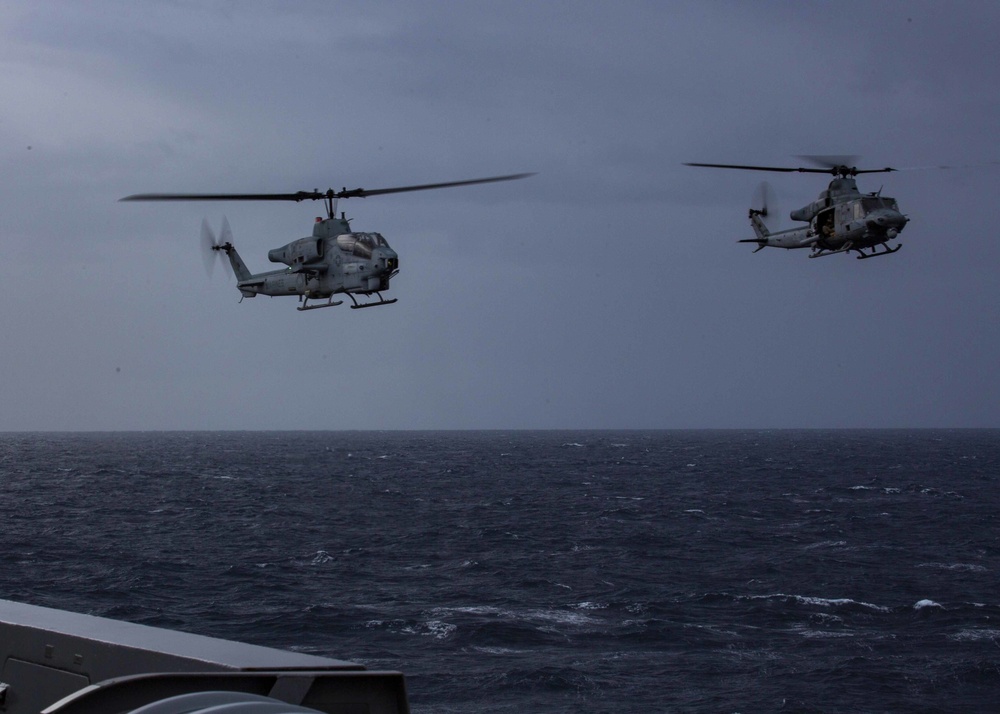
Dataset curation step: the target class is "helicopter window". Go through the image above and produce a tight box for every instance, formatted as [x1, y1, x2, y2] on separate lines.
[861, 197, 898, 213]
[353, 233, 374, 259]
[336, 232, 385, 258]
[358, 232, 388, 248]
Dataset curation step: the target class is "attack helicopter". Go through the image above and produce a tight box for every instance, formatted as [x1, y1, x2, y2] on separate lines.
[120, 173, 533, 310]
[685, 157, 909, 259]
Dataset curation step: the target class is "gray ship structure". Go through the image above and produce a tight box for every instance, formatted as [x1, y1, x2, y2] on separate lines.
[0, 599, 408, 714]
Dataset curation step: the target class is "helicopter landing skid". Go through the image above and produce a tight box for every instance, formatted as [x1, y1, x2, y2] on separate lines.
[348, 292, 397, 309]
[854, 243, 902, 260]
[297, 297, 344, 311]
[808, 246, 853, 259]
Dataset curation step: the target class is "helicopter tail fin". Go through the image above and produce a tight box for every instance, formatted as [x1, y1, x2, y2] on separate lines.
[212, 217, 252, 281]
[221, 245, 252, 282]
[209, 242, 253, 281]
[748, 209, 770, 240]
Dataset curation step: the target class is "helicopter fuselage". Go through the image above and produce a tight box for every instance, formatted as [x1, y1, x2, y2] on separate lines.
[746, 177, 907, 259]
[121, 171, 533, 310]
[220, 216, 400, 309]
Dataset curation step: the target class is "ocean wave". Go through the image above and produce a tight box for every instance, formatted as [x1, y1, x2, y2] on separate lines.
[916, 562, 987, 572]
[949, 629, 1000, 642]
[429, 604, 601, 628]
[747, 594, 890, 612]
[803, 540, 848, 550]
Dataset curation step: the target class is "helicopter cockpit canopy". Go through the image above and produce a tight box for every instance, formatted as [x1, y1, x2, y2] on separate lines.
[860, 196, 899, 213]
[336, 232, 390, 259]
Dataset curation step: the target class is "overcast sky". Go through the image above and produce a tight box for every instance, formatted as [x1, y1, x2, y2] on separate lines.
[2, 1, 998, 430]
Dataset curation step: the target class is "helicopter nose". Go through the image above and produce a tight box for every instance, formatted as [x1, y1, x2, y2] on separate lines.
[869, 210, 908, 232]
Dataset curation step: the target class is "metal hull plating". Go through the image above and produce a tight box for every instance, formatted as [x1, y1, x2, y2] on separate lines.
[0, 599, 409, 714]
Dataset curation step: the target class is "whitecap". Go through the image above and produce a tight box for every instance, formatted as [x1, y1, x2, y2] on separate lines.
[950, 629, 1000, 642]
[573, 601, 607, 610]
[916, 562, 987, 572]
[524, 608, 598, 626]
[471, 645, 525, 655]
[795, 628, 856, 639]
[914, 599, 942, 609]
[424, 620, 457, 639]
[433, 605, 506, 617]
[804, 540, 847, 550]
[435, 604, 599, 627]
[748, 593, 889, 612]
[399, 620, 457, 639]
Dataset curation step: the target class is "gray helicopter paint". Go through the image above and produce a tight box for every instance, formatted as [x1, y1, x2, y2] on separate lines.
[225, 226, 398, 303]
[690, 162, 909, 259]
[122, 174, 529, 311]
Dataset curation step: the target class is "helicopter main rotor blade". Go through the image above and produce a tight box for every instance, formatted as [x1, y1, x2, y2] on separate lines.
[120, 173, 535, 203]
[684, 162, 897, 175]
[122, 191, 324, 202]
[684, 162, 832, 174]
[334, 172, 536, 198]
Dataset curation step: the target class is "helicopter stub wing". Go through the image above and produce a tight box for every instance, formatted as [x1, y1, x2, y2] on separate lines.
[288, 263, 328, 276]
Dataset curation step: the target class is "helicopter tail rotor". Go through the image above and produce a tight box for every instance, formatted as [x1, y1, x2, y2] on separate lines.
[750, 181, 779, 230]
[200, 217, 234, 278]
[741, 181, 779, 253]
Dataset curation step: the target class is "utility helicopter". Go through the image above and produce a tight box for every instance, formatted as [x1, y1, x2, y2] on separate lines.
[120, 173, 533, 311]
[685, 157, 909, 259]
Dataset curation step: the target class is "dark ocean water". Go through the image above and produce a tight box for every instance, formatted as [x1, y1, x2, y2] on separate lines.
[1, 430, 998, 713]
